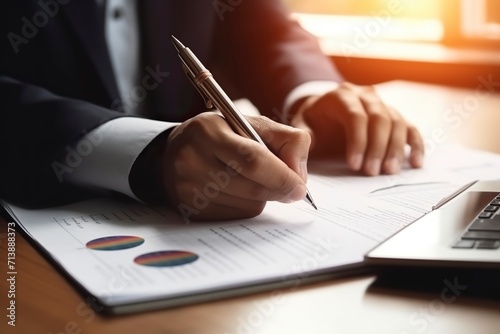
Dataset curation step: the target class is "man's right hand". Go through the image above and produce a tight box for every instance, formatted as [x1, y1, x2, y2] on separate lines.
[160, 113, 311, 222]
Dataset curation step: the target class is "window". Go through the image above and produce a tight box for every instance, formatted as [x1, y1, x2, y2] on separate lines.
[285, 0, 440, 20]
[284, 0, 443, 43]
[284, 0, 500, 47]
[454, 0, 500, 43]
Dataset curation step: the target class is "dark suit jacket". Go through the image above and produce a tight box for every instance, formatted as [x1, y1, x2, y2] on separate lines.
[0, 0, 341, 207]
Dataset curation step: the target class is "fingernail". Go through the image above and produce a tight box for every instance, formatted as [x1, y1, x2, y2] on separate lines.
[411, 151, 424, 167]
[286, 184, 306, 202]
[350, 154, 363, 170]
[384, 157, 400, 174]
[299, 160, 308, 182]
[366, 158, 381, 176]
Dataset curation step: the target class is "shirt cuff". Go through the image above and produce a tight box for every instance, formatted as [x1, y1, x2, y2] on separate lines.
[283, 81, 340, 124]
[65, 117, 178, 201]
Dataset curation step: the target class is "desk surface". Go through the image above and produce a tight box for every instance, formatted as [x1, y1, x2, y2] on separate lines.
[2, 81, 500, 334]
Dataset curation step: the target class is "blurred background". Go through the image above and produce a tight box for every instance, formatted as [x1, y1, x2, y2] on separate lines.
[283, 0, 500, 88]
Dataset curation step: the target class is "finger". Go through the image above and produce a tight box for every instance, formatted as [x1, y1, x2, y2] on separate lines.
[213, 131, 307, 202]
[307, 84, 368, 170]
[407, 124, 425, 168]
[248, 116, 311, 182]
[381, 108, 407, 174]
[212, 171, 297, 203]
[321, 87, 368, 171]
[289, 97, 317, 148]
[179, 155, 295, 203]
[171, 163, 272, 221]
[358, 87, 392, 175]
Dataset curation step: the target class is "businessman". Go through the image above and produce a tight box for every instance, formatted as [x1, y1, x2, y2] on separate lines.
[0, 0, 423, 220]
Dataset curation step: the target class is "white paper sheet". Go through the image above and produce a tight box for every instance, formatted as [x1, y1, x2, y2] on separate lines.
[4, 144, 500, 310]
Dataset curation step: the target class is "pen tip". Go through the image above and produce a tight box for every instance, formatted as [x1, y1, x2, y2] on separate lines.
[305, 191, 317, 210]
[171, 35, 184, 51]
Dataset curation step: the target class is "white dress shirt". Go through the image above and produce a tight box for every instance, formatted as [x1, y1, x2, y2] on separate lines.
[67, 0, 338, 201]
[66, 0, 176, 200]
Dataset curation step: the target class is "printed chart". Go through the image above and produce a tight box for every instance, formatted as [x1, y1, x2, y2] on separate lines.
[134, 250, 199, 267]
[86, 235, 145, 251]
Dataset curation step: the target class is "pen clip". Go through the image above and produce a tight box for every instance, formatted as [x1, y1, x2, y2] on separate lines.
[181, 63, 213, 109]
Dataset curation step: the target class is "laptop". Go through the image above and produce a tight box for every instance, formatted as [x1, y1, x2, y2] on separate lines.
[366, 179, 500, 269]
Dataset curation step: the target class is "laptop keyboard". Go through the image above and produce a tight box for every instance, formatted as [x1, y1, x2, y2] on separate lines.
[453, 193, 500, 249]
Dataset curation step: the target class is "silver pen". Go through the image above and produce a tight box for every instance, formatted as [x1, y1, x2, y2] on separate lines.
[171, 36, 317, 210]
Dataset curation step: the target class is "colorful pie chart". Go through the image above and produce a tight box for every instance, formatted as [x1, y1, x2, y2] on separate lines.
[86, 236, 144, 251]
[134, 250, 199, 267]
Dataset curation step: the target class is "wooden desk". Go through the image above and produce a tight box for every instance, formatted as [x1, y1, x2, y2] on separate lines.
[2, 81, 500, 334]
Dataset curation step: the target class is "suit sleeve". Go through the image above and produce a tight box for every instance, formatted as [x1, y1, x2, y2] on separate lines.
[213, 0, 343, 120]
[0, 76, 123, 207]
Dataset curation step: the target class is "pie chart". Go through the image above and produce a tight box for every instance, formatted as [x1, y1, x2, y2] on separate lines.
[134, 250, 199, 267]
[86, 235, 144, 251]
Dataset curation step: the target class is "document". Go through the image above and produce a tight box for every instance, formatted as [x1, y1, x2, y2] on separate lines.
[3, 144, 500, 314]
